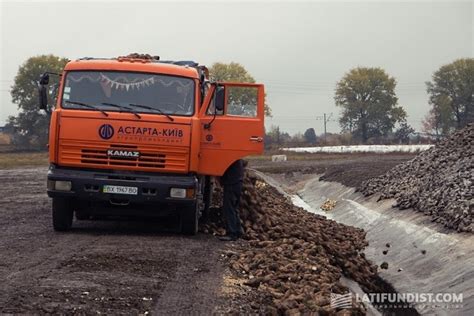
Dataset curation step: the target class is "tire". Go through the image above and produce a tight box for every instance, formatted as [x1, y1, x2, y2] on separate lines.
[181, 204, 198, 235]
[52, 197, 73, 231]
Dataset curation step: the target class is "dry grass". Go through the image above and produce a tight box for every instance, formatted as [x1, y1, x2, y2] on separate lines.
[0, 152, 49, 169]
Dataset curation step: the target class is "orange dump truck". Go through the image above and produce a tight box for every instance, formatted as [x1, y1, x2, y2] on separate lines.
[38, 55, 265, 234]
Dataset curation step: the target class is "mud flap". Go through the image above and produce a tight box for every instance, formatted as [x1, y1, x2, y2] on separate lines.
[52, 197, 74, 231]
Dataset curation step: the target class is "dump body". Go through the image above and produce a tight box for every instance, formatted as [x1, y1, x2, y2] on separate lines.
[45, 56, 265, 233]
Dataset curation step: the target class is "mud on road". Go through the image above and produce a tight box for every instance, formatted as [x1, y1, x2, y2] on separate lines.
[0, 168, 225, 315]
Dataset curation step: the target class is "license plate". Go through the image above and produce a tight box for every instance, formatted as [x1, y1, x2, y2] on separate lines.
[103, 185, 138, 195]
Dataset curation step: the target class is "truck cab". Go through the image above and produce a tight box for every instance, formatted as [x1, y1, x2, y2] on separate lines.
[41, 55, 265, 234]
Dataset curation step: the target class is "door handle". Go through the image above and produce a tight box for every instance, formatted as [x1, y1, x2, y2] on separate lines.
[250, 136, 263, 143]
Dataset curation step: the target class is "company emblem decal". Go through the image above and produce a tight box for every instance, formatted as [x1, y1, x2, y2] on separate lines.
[99, 124, 114, 140]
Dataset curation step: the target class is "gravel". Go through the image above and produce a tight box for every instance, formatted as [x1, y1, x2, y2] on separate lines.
[358, 124, 473, 233]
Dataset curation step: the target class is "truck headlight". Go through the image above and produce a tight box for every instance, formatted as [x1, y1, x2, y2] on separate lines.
[170, 188, 195, 198]
[48, 180, 72, 191]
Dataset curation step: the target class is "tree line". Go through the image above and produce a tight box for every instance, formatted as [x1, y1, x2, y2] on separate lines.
[3, 55, 473, 150]
[264, 125, 433, 149]
[266, 58, 472, 147]
[335, 59, 473, 144]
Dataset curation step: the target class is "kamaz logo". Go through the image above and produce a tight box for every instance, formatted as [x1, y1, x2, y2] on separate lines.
[107, 149, 140, 158]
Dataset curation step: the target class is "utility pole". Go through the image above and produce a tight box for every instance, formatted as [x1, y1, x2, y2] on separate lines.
[316, 113, 334, 144]
[324, 113, 327, 138]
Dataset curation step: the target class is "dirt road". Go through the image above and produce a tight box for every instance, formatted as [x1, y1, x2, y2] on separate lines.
[0, 154, 419, 314]
[0, 168, 225, 314]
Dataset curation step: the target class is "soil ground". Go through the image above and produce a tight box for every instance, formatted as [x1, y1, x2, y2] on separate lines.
[248, 153, 416, 188]
[0, 153, 416, 314]
[0, 168, 225, 315]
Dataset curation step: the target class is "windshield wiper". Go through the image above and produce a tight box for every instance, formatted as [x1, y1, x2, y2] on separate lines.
[65, 100, 109, 117]
[129, 103, 174, 121]
[101, 102, 141, 119]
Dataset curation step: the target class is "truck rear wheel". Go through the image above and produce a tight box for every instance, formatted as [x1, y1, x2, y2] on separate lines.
[180, 204, 198, 235]
[52, 197, 73, 231]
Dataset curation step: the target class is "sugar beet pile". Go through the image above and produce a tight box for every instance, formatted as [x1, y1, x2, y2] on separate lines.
[358, 124, 473, 233]
[201, 174, 388, 314]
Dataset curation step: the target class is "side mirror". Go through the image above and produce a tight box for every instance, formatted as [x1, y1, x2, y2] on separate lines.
[38, 85, 48, 110]
[39, 73, 49, 85]
[38, 73, 50, 110]
[204, 85, 225, 130]
[215, 86, 225, 112]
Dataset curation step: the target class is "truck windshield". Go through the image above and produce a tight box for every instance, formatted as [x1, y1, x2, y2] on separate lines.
[61, 71, 195, 116]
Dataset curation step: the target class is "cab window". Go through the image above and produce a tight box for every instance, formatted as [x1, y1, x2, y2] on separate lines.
[226, 86, 258, 117]
[206, 86, 258, 117]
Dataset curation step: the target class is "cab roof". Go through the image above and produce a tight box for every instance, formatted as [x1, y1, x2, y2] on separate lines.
[64, 58, 200, 79]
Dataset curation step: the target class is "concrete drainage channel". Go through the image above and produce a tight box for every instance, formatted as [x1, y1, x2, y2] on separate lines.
[259, 172, 473, 315]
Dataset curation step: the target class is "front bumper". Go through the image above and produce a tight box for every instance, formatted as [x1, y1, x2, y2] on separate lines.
[47, 165, 198, 206]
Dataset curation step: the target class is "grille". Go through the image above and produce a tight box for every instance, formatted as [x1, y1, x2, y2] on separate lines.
[81, 148, 166, 168]
[59, 140, 188, 172]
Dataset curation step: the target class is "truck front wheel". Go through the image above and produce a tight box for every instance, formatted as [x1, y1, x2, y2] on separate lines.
[52, 197, 73, 231]
[180, 204, 198, 235]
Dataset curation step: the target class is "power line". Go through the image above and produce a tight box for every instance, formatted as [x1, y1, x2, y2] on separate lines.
[315, 113, 336, 142]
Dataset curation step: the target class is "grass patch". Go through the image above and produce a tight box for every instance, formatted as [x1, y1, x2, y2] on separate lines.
[0, 152, 49, 169]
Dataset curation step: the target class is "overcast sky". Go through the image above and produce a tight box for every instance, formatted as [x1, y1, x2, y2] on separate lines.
[1, 0, 472, 135]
